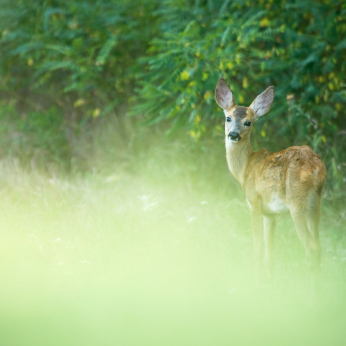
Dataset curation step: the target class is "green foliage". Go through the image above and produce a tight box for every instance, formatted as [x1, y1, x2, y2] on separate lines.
[135, 0, 346, 195]
[0, 0, 157, 163]
[0, 0, 155, 100]
[0, 0, 345, 196]
[0, 103, 69, 166]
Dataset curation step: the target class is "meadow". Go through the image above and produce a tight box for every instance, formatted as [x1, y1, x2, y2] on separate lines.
[0, 139, 345, 346]
[1, 1, 346, 345]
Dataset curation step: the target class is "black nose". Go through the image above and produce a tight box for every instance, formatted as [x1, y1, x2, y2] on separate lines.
[228, 131, 241, 140]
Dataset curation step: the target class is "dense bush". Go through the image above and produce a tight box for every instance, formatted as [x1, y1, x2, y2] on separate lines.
[135, 0, 346, 195]
[0, 0, 345, 196]
[0, 0, 157, 166]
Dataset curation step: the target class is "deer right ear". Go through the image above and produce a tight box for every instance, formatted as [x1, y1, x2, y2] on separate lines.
[249, 86, 274, 118]
[215, 78, 235, 110]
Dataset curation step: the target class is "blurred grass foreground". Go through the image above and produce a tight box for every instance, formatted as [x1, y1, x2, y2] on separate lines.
[0, 0, 346, 345]
[0, 148, 346, 346]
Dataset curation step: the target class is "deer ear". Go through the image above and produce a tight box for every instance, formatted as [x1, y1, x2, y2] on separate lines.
[249, 86, 274, 117]
[215, 78, 236, 110]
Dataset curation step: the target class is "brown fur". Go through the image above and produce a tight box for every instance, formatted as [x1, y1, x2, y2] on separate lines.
[215, 78, 326, 287]
[244, 145, 326, 214]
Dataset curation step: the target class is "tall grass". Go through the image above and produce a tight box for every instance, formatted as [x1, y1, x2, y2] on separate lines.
[0, 134, 345, 346]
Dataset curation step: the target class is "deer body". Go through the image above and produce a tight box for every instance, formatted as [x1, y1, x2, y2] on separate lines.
[215, 78, 326, 284]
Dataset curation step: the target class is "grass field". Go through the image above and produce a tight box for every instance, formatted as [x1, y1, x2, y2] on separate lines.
[0, 145, 345, 346]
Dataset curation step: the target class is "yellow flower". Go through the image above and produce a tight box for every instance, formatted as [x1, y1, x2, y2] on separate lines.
[202, 72, 209, 81]
[260, 17, 269, 27]
[74, 99, 85, 107]
[204, 91, 212, 100]
[92, 108, 100, 117]
[180, 71, 189, 81]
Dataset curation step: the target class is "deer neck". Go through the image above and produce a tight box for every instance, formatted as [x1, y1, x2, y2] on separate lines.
[225, 137, 254, 186]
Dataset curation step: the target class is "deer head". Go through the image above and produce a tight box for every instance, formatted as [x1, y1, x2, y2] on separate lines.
[215, 78, 274, 144]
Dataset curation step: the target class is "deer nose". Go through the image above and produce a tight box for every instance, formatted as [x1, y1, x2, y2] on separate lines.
[228, 131, 241, 141]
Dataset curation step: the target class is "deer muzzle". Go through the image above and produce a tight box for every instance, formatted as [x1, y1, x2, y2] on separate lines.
[228, 131, 241, 142]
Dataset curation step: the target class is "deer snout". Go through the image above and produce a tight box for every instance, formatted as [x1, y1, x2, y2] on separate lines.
[228, 131, 241, 141]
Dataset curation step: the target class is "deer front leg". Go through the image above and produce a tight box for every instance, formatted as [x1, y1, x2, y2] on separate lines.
[263, 215, 275, 281]
[250, 208, 263, 286]
[291, 210, 321, 300]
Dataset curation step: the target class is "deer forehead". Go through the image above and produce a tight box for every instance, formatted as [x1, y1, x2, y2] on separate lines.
[225, 106, 255, 120]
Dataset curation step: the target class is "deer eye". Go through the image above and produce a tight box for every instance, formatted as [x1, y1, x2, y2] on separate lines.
[226, 117, 231, 122]
[244, 121, 251, 126]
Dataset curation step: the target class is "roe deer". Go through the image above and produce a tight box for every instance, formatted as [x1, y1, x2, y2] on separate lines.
[215, 78, 326, 287]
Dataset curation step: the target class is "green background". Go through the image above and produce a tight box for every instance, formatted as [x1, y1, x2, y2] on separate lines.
[0, 1, 346, 345]
[0, 0, 345, 196]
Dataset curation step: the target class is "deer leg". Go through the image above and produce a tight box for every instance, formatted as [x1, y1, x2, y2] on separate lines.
[291, 211, 321, 272]
[250, 209, 263, 286]
[306, 211, 321, 274]
[306, 207, 322, 298]
[263, 215, 275, 281]
[306, 194, 322, 273]
[291, 211, 321, 299]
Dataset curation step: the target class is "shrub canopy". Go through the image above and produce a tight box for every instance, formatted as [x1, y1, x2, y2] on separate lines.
[0, 0, 345, 194]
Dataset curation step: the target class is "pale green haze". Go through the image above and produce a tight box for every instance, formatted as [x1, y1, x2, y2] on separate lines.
[0, 1, 346, 344]
[0, 144, 345, 346]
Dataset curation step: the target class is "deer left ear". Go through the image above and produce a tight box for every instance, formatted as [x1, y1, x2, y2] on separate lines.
[215, 78, 236, 111]
[249, 86, 274, 117]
